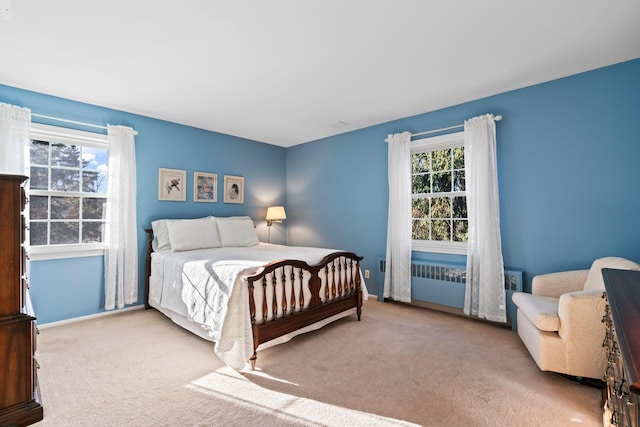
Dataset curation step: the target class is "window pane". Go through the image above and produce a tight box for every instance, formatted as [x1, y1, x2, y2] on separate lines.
[82, 171, 108, 193]
[411, 152, 430, 173]
[30, 140, 49, 165]
[83, 198, 105, 219]
[51, 168, 80, 191]
[412, 174, 430, 194]
[50, 222, 79, 244]
[431, 219, 451, 241]
[453, 147, 464, 169]
[51, 143, 80, 167]
[431, 149, 451, 172]
[82, 146, 108, 170]
[30, 196, 48, 220]
[452, 196, 467, 218]
[30, 166, 48, 190]
[453, 220, 468, 242]
[51, 196, 79, 219]
[431, 197, 451, 219]
[82, 222, 104, 243]
[82, 146, 108, 193]
[30, 222, 48, 246]
[432, 172, 452, 192]
[412, 198, 430, 218]
[453, 171, 465, 191]
[412, 220, 429, 240]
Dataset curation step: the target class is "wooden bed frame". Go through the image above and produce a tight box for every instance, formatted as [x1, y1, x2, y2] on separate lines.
[144, 228, 364, 369]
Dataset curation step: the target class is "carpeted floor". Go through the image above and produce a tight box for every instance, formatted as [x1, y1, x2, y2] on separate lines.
[32, 300, 602, 426]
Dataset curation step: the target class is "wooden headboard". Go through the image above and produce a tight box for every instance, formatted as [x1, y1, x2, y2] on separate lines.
[144, 228, 154, 309]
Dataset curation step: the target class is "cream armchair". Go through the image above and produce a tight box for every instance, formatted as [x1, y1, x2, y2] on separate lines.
[512, 257, 640, 380]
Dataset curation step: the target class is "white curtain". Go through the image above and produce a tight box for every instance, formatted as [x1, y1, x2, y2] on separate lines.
[105, 125, 138, 310]
[463, 114, 506, 322]
[384, 131, 412, 302]
[0, 103, 31, 175]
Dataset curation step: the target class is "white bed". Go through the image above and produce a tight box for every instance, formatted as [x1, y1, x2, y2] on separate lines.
[145, 216, 367, 370]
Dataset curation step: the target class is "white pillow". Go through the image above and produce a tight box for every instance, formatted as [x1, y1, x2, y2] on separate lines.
[151, 219, 172, 251]
[583, 257, 640, 291]
[166, 217, 222, 251]
[216, 216, 259, 247]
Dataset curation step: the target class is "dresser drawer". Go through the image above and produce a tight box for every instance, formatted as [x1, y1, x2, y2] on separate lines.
[0, 316, 35, 409]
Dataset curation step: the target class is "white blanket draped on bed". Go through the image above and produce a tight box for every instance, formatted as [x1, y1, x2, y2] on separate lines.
[150, 243, 366, 370]
[181, 259, 263, 370]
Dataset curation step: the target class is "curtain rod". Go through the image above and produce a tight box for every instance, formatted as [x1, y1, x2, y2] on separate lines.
[31, 113, 138, 135]
[411, 114, 502, 138]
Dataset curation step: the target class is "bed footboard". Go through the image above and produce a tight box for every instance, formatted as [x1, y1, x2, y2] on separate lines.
[246, 251, 364, 370]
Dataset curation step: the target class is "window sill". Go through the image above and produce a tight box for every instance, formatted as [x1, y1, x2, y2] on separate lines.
[27, 244, 106, 261]
[412, 240, 467, 255]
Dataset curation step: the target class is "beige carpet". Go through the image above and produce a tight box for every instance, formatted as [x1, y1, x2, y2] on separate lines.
[32, 300, 602, 426]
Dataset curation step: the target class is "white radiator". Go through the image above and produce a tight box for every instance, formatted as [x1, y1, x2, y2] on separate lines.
[378, 258, 523, 330]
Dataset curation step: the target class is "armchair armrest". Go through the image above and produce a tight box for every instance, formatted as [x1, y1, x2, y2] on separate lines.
[532, 269, 589, 298]
[557, 289, 608, 378]
[557, 289, 607, 342]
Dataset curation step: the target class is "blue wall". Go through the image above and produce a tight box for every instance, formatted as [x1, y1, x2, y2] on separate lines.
[0, 84, 286, 323]
[286, 58, 640, 297]
[3, 58, 639, 322]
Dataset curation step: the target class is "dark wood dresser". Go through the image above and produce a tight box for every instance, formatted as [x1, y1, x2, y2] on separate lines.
[0, 174, 43, 426]
[602, 268, 640, 427]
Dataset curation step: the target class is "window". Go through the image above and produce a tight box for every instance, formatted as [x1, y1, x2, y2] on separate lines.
[27, 123, 109, 259]
[411, 131, 467, 254]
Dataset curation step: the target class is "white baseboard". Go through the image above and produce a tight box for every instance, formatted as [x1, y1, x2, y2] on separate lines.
[38, 304, 145, 329]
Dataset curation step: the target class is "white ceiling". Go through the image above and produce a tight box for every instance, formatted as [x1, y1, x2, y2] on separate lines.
[1, 1, 639, 147]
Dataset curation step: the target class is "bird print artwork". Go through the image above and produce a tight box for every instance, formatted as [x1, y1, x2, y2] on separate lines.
[200, 180, 213, 199]
[166, 178, 181, 194]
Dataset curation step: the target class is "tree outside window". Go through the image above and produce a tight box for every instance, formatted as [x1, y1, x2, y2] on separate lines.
[411, 132, 468, 249]
[28, 130, 108, 247]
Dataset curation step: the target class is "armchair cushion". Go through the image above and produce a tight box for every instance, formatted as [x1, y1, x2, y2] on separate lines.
[583, 257, 640, 292]
[511, 293, 560, 332]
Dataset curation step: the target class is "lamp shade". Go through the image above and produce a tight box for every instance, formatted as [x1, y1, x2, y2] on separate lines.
[266, 206, 287, 221]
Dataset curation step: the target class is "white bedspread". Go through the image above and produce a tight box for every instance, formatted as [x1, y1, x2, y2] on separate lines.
[150, 243, 366, 370]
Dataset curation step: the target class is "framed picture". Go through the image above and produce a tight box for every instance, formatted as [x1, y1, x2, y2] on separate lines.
[158, 168, 186, 201]
[193, 172, 217, 202]
[223, 175, 244, 204]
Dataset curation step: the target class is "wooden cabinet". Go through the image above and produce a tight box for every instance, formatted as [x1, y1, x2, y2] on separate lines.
[0, 174, 43, 426]
[602, 268, 640, 427]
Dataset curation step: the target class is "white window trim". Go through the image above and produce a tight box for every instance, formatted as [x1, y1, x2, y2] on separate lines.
[31, 123, 108, 147]
[411, 131, 468, 255]
[412, 240, 467, 255]
[27, 244, 106, 261]
[26, 123, 109, 260]
[410, 130, 464, 154]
